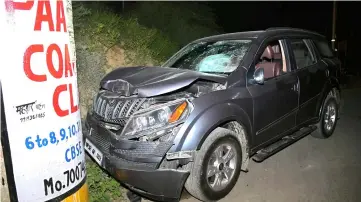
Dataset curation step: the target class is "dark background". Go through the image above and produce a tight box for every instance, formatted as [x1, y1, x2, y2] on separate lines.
[113, 1, 360, 74]
[208, 2, 333, 38]
[207, 1, 359, 74]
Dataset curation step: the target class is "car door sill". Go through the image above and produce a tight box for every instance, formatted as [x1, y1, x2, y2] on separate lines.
[251, 117, 318, 155]
[252, 125, 317, 162]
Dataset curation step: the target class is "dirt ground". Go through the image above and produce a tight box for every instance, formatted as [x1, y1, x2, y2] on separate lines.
[181, 87, 361, 202]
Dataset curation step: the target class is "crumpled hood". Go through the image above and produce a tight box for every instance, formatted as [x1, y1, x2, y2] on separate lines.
[100, 66, 227, 97]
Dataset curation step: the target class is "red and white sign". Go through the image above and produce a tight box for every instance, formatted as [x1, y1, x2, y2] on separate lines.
[0, 0, 86, 201]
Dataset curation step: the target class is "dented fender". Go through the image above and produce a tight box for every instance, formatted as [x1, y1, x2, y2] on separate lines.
[170, 90, 253, 153]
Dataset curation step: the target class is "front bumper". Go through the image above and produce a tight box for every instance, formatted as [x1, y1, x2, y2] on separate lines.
[83, 114, 189, 202]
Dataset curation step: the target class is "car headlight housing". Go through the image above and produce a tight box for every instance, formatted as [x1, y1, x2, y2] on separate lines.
[120, 99, 193, 137]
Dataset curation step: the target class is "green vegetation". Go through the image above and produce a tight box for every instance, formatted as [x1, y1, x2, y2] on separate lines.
[73, 2, 178, 65]
[72, 1, 220, 201]
[128, 2, 222, 47]
[86, 161, 124, 202]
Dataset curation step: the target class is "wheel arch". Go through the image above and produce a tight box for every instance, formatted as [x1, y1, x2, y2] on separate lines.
[174, 103, 252, 171]
[317, 77, 341, 119]
[329, 77, 341, 104]
[218, 121, 250, 171]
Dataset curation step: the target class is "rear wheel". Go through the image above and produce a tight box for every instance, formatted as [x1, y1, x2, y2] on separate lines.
[312, 92, 338, 139]
[185, 128, 242, 202]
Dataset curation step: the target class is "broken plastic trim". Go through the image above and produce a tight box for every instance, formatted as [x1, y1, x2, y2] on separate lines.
[166, 150, 196, 161]
[101, 79, 134, 96]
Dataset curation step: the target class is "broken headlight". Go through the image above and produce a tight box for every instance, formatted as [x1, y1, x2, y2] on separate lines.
[121, 99, 193, 136]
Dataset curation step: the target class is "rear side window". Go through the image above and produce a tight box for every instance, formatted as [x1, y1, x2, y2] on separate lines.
[289, 39, 316, 69]
[313, 39, 334, 58]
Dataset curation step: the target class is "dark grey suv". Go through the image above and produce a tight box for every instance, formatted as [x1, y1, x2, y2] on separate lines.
[83, 27, 341, 202]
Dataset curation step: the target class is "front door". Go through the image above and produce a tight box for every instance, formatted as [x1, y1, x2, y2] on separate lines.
[247, 39, 299, 146]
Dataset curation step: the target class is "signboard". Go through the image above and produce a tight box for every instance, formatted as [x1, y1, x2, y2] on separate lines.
[0, 0, 87, 201]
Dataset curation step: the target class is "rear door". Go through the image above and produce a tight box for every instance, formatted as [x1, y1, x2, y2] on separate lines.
[248, 38, 300, 146]
[287, 38, 328, 125]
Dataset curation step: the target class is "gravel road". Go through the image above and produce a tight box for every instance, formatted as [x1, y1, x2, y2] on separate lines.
[181, 88, 361, 202]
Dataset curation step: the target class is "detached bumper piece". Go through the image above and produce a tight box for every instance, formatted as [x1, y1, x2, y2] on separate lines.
[108, 163, 189, 202]
[84, 114, 189, 202]
[127, 191, 142, 202]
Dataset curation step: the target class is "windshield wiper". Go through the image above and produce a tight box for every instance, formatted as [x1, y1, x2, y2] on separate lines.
[200, 71, 230, 75]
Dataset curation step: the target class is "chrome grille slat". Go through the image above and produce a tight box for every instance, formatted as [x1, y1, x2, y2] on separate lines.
[126, 99, 140, 117]
[112, 101, 123, 119]
[105, 104, 111, 119]
[92, 92, 148, 126]
[126, 98, 146, 117]
[100, 100, 106, 117]
[120, 100, 131, 118]
[96, 97, 102, 112]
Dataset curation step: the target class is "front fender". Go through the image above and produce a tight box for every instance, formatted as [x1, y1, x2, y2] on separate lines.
[171, 102, 253, 152]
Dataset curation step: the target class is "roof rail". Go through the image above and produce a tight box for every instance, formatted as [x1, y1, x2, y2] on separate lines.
[266, 27, 308, 32]
[265, 27, 324, 37]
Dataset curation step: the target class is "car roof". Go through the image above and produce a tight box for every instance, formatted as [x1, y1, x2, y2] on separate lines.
[193, 30, 264, 43]
[193, 27, 326, 43]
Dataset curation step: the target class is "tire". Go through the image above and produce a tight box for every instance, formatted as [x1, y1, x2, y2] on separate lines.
[185, 127, 242, 202]
[312, 92, 339, 139]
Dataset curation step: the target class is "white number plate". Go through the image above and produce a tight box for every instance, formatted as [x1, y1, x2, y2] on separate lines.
[84, 138, 103, 166]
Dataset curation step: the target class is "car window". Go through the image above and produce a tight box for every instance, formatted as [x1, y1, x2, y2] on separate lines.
[289, 39, 316, 69]
[163, 39, 252, 74]
[255, 40, 288, 80]
[313, 39, 334, 58]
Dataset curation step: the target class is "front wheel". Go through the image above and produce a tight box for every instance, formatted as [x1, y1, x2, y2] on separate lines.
[185, 128, 242, 202]
[312, 93, 338, 139]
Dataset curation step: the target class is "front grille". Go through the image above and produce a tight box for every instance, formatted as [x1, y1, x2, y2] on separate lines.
[93, 91, 147, 125]
[89, 128, 111, 155]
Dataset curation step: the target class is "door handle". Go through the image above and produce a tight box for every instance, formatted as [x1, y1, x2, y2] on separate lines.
[325, 69, 330, 77]
[292, 83, 299, 92]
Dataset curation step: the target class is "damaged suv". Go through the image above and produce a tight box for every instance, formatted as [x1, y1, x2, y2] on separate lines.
[83, 28, 341, 202]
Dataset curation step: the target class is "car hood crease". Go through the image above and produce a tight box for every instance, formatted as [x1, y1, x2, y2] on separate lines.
[100, 66, 227, 97]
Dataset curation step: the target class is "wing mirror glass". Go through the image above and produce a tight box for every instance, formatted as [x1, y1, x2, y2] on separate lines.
[253, 67, 264, 84]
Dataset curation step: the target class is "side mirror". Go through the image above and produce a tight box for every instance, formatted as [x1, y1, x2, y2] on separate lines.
[253, 67, 264, 84]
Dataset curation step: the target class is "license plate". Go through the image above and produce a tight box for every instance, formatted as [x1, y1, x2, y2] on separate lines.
[85, 138, 103, 166]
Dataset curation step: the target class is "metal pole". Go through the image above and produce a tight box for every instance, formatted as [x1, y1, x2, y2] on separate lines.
[122, 1, 125, 13]
[1, 83, 11, 202]
[332, 0, 337, 50]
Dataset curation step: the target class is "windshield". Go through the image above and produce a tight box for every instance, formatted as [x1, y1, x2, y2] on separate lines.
[164, 39, 252, 74]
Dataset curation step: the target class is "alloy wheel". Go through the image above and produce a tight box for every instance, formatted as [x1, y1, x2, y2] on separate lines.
[206, 143, 237, 192]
